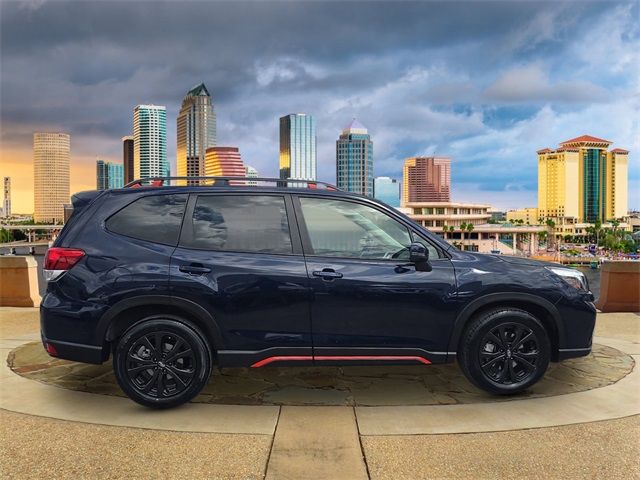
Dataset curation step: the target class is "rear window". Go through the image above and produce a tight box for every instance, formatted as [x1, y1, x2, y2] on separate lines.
[106, 194, 188, 245]
[180, 195, 292, 254]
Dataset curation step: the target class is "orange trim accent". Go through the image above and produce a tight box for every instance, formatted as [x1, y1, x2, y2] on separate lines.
[250, 355, 431, 368]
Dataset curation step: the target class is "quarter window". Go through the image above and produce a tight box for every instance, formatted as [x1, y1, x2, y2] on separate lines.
[181, 195, 292, 254]
[300, 198, 412, 260]
[106, 194, 187, 245]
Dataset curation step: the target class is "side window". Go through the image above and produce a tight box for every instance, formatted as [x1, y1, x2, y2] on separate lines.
[106, 194, 187, 245]
[181, 195, 293, 254]
[300, 197, 414, 260]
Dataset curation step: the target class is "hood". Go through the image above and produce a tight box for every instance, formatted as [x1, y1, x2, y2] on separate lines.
[493, 255, 559, 268]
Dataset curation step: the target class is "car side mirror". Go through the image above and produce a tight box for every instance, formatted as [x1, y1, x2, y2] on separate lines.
[409, 242, 432, 272]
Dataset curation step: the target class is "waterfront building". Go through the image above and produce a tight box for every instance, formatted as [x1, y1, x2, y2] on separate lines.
[122, 136, 134, 184]
[177, 83, 216, 184]
[96, 160, 124, 190]
[205, 147, 245, 183]
[33, 132, 70, 223]
[537, 135, 628, 223]
[402, 201, 544, 255]
[279, 114, 316, 181]
[374, 176, 400, 207]
[336, 119, 373, 196]
[402, 156, 451, 205]
[133, 105, 168, 181]
[245, 165, 259, 185]
[506, 207, 539, 224]
[3, 177, 10, 218]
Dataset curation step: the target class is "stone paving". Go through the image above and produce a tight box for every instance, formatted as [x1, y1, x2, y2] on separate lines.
[8, 340, 634, 406]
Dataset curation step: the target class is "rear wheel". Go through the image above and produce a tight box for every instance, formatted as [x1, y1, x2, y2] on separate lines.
[458, 308, 550, 395]
[113, 316, 211, 408]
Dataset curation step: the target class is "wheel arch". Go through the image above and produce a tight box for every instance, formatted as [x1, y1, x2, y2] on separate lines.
[98, 295, 224, 355]
[448, 293, 564, 361]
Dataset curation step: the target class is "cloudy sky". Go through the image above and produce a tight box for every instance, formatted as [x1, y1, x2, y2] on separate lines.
[1, 0, 638, 213]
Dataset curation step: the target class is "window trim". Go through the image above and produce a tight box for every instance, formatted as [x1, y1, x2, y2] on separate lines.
[104, 192, 189, 247]
[293, 194, 448, 261]
[177, 192, 303, 256]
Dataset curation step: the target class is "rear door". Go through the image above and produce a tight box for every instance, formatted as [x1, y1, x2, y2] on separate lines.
[170, 193, 313, 367]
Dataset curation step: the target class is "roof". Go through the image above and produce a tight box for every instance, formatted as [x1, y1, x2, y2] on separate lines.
[611, 148, 629, 154]
[537, 148, 552, 154]
[560, 135, 612, 145]
[342, 118, 368, 135]
[187, 82, 210, 97]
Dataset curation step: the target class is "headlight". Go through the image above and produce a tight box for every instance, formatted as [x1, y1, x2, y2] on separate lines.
[546, 267, 589, 291]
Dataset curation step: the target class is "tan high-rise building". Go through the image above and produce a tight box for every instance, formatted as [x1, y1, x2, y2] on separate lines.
[33, 132, 70, 223]
[537, 135, 628, 223]
[402, 156, 451, 206]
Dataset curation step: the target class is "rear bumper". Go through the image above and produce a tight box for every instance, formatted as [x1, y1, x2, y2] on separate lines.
[40, 335, 107, 364]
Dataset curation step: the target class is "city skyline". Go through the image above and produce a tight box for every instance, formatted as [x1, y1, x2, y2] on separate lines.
[1, 1, 638, 213]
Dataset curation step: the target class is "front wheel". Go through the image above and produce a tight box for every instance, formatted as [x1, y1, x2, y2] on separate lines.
[458, 308, 550, 395]
[113, 316, 212, 408]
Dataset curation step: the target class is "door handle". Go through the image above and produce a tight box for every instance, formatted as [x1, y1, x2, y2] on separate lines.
[179, 264, 212, 275]
[312, 269, 343, 280]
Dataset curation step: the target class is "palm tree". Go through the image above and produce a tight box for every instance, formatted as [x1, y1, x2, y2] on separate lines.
[466, 223, 475, 251]
[460, 222, 468, 250]
[545, 218, 556, 249]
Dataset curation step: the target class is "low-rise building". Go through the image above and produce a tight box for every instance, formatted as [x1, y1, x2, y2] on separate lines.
[506, 207, 539, 224]
[402, 201, 545, 255]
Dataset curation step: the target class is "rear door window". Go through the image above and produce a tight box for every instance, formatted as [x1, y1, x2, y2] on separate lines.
[180, 195, 293, 254]
[106, 194, 188, 245]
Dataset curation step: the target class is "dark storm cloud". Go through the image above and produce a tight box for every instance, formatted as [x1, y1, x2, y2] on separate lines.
[1, 0, 638, 209]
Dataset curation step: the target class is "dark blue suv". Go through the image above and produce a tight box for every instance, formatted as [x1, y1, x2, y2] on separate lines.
[41, 177, 596, 408]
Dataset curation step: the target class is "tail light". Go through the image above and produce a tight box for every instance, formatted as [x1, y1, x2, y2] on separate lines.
[44, 247, 85, 281]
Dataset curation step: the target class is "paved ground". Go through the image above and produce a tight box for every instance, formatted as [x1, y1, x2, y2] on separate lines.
[1, 307, 639, 479]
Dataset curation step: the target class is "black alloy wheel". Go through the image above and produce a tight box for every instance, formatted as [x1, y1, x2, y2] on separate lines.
[114, 317, 211, 408]
[458, 308, 550, 395]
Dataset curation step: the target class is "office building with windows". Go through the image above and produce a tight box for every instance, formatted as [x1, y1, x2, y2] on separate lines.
[402, 156, 451, 205]
[133, 105, 168, 180]
[204, 147, 245, 182]
[336, 119, 373, 196]
[33, 132, 70, 223]
[3, 177, 10, 218]
[537, 135, 629, 223]
[374, 176, 400, 207]
[122, 136, 134, 184]
[177, 83, 216, 184]
[245, 165, 259, 185]
[279, 114, 316, 181]
[96, 160, 124, 190]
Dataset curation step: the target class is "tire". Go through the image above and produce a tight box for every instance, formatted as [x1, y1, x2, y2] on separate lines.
[113, 316, 212, 409]
[458, 308, 550, 395]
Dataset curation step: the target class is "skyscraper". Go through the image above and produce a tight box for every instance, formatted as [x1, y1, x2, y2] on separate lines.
[133, 105, 168, 181]
[279, 114, 316, 180]
[336, 118, 373, 196]
[402, 156, 451, 205]
[122, 135, 134, 184]
[2, 177, 10, 217]
[537, 135, 628, 222]
[204, 147, 245, 183]
[177, 83, 216, 184]
[97, 160, 124, 190]
[374, 176, 400, 207]
[33, 132, 70, 223]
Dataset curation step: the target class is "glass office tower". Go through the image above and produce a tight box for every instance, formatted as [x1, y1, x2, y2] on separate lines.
[279, 114, 316, 181]
[336, 119, 373, 196]
[374, 176, 401, 207]
[133, 105, 168, 181]
[177, 83, 216, 184]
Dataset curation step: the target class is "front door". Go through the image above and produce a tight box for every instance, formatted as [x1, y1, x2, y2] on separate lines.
[295, 196, 457, 364]
[170, 193, 312, 367]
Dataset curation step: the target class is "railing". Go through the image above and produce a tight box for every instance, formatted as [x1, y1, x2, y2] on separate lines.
[124, 176, 340, 191]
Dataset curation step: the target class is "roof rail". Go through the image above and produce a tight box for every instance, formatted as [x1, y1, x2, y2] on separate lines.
[124, 176, 341, 191]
